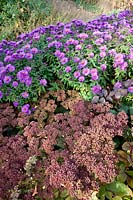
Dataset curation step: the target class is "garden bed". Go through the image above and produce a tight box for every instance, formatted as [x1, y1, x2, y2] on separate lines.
[0, 8, 133, 200]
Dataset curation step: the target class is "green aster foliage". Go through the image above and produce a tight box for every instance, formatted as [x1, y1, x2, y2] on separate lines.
[0, 10, 133, 113]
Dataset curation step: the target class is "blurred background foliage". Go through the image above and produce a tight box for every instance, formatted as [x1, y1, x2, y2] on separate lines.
[0, 0, 54, 40]
[1, 0, 132, 40]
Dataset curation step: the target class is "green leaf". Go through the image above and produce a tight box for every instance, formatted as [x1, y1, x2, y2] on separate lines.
[105, 191, 113, 199]
[126, 170, 133, 177]
[106, 181, 133, 197]
[60, 189, 69, 198]
[97, 185, 106, 200]
[117, 173, 127, 183]
[127, 177, 133, 189]
[65, 197, 74, 200]
[112, 196, 122, 200]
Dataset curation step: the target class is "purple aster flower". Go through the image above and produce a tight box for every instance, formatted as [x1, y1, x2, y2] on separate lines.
[114, 81, 122, 89]
[12, 53, 18, 59]
[12, 81, 18, 88]
[130, 48, 133, 53]
[100, 51, 106, 58]
[79, 59, 88, 68]
[129, 53, 133, 60]
[63, 28, 72, 35]
[33, 33, 40, 40]
[73, 57, 80, 63]
[128, 86, 133, 93]
[0, 91, 3, 99]
[0, 61, 4, 67]
[129, 28, 133, 34]
[99, 45, 107, 51]
[65, 38, 74, 45]
[104, 34, 112, 40]
[93, 31, 102, 36]
[25, 52, 33, 60]
[0, 68, 6, 80]
[17, 70, 29, 83]
[101, 64, 107, 71]
[115, 31, 121, 36]
[58, 52, 65, 59]
[3, 76, 11, 84]
[95, 38, 104, 45]
[40, 79, 47, 86]
[120, 62, 128, 70]
[86, 44, 92, 49]
[48, 41, 55, 48]
[24, 44, 31, 49]
[74, 71, 80, 78]
[25, 78, 32, 86]
[54, 50, 61, 57]
[77, 33, 88, 39]
[90, 68, 98, 75]
[108, 49, 116, 56]
[18, 51, 25, 59]
[60, 57, 68, 65]
[21, 104, 30, 114]
[46, 37, 53, 42]
[78, 76, 85, 82]
[114, 53, 124, 65]
[21, 91, 29, 98]
[13, 102, 19, 107]
[113, 63, 118, 68]
[31, 47, 39, 54]
[119, 35, 125, 40]
[29, 40, 33, 45]
[24, 66, 32, 72]
[75, 45, 82, 50]
[4, 55, 12, 62]
[65, 66, 72, 73]
[92, 85, 102, 94]
[66, 38, 79, 46]
[91, 74, 99, 80]
[89, 52, 94, 58]
[55, 41, 63, 49]
[82, 68, 90, 76]
[6, 64, 15, 72]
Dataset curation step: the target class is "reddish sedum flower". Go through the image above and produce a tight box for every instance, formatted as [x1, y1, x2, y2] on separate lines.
[22, 100, 127, 199]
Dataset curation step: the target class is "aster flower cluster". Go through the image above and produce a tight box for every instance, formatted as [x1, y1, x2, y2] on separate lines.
[44, 10, 133, 99]
[0, 10, 133, 113]
[0, 35, 50, 113]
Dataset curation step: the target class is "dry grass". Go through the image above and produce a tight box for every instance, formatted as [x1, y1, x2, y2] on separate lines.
[51, 0, 133, 24]
[1, 0, 132, 40]
[51, 0, 101, 23]
[97, 0, 133, 13]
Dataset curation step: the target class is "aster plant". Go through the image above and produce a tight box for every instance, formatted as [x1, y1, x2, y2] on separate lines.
[0, 35, 54, 114]
[0, 10, 133, 112]
[45, 10, 133, 100]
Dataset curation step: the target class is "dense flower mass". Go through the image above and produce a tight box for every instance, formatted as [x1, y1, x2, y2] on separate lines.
[22, 99, 128, 199]
[0, 10, 133, 111]
[0, 103, 17, 134]
[0, 89, 131, 199]
[0, 134, 31, 199]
